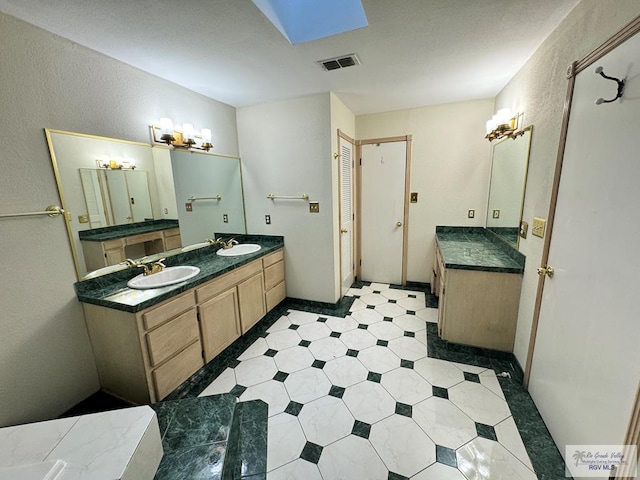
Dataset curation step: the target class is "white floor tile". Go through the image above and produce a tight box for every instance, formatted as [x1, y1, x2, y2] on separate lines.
[343, 381, 396, 424]
[234, 356, 278, 387]
[318, 435, 388, 480]
[349, 298, 368, 312]
[357, 345, 401, 373]
[451, 362, 487, 374]
[369, 414, 436, 477]
[296, 322, 331, 342]
[267, 316, 292, 333]
[266, 329, 302, 351]
[274, 346, 315, 373]
[381, 368, 432, 405]
[415, 329, 428, 346]
[494, 417, 535, 472]
[415, 307, 438, 323]
[457, 437, 538, 480]
[375, 302, 407, 318]
[325, 315, 358, 333]
[380, 289, 410, 301]
[412, 397, 477, 449]
[368, 321, 404, 341]
[347, 285, 374, 297]
[267, 413, 306, 472]
[359, 293, 389, 306]
[308, 337, 347, 361]
[414, 357, 465, 388]
[198, 368, 235, 397]
[351, 308, 384, 325]
[448, 381, 511, 426]
[284, 367, 331, 404]
[298, 396, 354, 446]
[388, 337, 428, 361]
[240, 380, 290, 417]
[267, 458, 323, 480]
[412, 463, 466, 480]
[479, 370, 506, 400]
[324, 356, 369, 387]
[393, 314, 428, 332]
[338, 329, 377, 351]
[287, 310, 319, 325]
[397, 297, 427, 311]
[369, 282, 391, 291]
[238, 337, 269, 361]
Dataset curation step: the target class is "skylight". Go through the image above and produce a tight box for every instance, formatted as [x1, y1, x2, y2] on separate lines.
[252, 0, 368, 45]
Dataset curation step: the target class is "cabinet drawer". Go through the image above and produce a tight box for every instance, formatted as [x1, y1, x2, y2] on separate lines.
[266, 280, 286, 311]
[142, 291, 196, 331]
[103, 238, 124, 250]
[146, 308, 199, 367]
[164, 234, 182, 250]
[264, 261, 285, 291]
[125, 231, 163, 245]
[164, 228, 180, 237]
[262, 249, 284, 268]
[152, 340, 203, 400]
[196, 260, 262, 303]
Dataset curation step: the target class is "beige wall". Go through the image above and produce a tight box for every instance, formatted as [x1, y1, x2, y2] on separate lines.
[0, 13, 239, 427]
[356, 99, 495, 282]
[495, 0, 640, 368]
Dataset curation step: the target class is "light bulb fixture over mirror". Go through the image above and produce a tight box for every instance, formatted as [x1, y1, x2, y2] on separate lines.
[151, 118, 214, 151]
[485, 108, 526, 142]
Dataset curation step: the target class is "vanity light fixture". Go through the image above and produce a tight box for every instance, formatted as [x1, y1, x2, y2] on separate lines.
[151, 118, 214, 152]
[96, 157, 136, 170]
[485, 108, 525, 142]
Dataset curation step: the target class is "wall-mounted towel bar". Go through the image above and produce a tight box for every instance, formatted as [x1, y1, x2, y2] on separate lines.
[0, 205, 65, 219]
[267, 193, 309, 201]
[188, 195, 222, 202]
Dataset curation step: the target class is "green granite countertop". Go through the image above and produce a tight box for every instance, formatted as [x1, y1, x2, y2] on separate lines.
[435, 227, 525, 274]
[78, 219, 179, 242]
[75, 235, 284, 313]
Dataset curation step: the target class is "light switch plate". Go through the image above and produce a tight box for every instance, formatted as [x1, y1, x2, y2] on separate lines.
[309, 202, 320, 213]
[410, 192, 418, 203]
[532, 217, 546, 238]
[78, 214, 89, 224]
[468, 209, 475, 219]
[492, 209, 500, 219]
[520, 221, 528, 239]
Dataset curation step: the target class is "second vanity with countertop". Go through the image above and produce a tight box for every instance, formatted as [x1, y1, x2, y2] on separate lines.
[432, 227, 525, 352]
[75, 235, 285, 404]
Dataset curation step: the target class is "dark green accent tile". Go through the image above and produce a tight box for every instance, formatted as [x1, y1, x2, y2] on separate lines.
[367, 372, 382, 383]
[406, 310, 416, 315]
[288, 324, 299, 330]
[358, 324, 368, 329]
[273, 371, 289, 382]
[436, 445, 457, 468]
[377, 340, 389, 347]
[388, 299, 397, 304]
[284, 401, 303, 416]
[229, 385, 247, 398]
[229, 359, 241, 368]
[317, 317, 328, 322]
[346, 349, 359, 357]
[464, 372, 481, 383]
[404, 331, 415, 337]
[395, 402, 412, 417]
[409, 294, 417, 298]
[300, 442, 323, 464]
[400, 359, 414, 369]
[388, 472, 410, 480]
[312, 360, 326, 369]
[329, 385, 346, 399]
[154, 441, 227, 480]
[225, 400, 268, 479]
[432, 386, 449, 399]
[476, 422, 497, 441]
[259, 332, 269, 338]
[264, 349, 277, 357]
[351, 420, 371, 439]
[299, 340, 311, 347]
[383, 316, 393, 322]
[330, 331, 342, 338]
[366, 305, 375, 310]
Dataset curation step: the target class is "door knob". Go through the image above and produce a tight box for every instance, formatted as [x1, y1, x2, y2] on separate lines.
[396, 221, 403, 227]
[340, 228, 348, 233]
[537, 266, 554, 278]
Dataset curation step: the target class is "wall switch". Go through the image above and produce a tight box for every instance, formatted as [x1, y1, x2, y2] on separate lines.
[410, 192, 418, 203]
[185, 202, 193, 212]
[520, 221, 529, 239]
[532, 217, 546, 238]
[164, 208, 169, 214]
[78, 214, 89, 224]
[309, 202, 320, 213]
[468, 209, 475, 219]
[223, 214, 228, 223]
[265, 215, 271, 225]
[492, 209, 500, 219]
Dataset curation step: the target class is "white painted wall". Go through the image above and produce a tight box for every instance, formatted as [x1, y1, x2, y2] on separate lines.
[495, 0, 640, 368]
[151, 147, 179, 220]
[356, 99, 495, 283]
[237, 94, 337, 303]
[0, 12, 239, 427]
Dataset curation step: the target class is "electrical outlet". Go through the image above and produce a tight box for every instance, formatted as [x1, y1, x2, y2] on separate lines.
[468, 209, 475, 219]
[410, 192, 418, 203]
[164, 208, 168, 214]
[223, 214, 228, 223]
[520, 221, 529, 239]
[265, 215, 271, 225]
[309, 202, 320, 213]
[493, 209, 500, 219]
[185, 202, 193, 212]
[532, 217, 546, 238]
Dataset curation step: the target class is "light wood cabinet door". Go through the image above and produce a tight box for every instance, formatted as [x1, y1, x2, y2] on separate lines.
[199, 288, 241, 362]
[104, 246, 126, 266]
[238, 272, 266, 334]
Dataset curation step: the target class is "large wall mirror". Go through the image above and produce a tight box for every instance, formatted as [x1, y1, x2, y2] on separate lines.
[46, 129, 247, 279]
[485, 126, 532, 246]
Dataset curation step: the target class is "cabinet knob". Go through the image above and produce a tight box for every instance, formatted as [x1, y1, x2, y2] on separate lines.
[396, 221, 403, 227]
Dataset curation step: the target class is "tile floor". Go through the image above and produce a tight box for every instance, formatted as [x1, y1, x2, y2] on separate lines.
[199, 283, 538, 480]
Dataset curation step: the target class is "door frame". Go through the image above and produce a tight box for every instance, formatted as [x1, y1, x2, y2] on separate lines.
[337, 129, 356, 297]
[355, 135, 412, 285]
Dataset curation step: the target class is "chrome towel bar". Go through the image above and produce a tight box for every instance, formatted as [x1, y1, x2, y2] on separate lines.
[267, 193, 309, 201]
[188, 195, 222, 202]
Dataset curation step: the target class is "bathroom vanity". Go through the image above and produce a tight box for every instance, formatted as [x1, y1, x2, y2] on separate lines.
[432, 227, 525, 352]
[75, 236, 285, 404]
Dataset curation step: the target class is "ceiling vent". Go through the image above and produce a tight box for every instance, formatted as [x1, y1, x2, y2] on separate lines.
[317, 54, 361, 71]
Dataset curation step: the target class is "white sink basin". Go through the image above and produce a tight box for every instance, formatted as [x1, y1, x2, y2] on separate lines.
[216, 244, 262, 257]
[127, 266, 200, 289]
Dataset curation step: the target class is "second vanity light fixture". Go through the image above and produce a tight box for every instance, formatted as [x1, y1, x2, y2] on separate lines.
[96, 157, 136, 170]
[485, 108, 524, 142]
[151, 118, 214, 151]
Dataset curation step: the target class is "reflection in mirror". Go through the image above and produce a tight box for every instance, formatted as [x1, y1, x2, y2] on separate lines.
[486, 126, 532, 246]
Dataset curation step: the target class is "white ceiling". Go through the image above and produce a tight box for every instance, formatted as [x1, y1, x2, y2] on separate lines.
[0, 0, 580, 115]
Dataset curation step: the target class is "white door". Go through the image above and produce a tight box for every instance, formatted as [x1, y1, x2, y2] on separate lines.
[79, 168, 108, 227]
[105, 170, 132, 224]
[529, 32, 640, 457]
[126, 171, 154, 222]
[360, 141, 406, 284]
[339, 135, 355, 295]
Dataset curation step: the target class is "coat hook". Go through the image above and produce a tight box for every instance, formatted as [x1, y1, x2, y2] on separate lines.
[594, 66, 625, 105]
